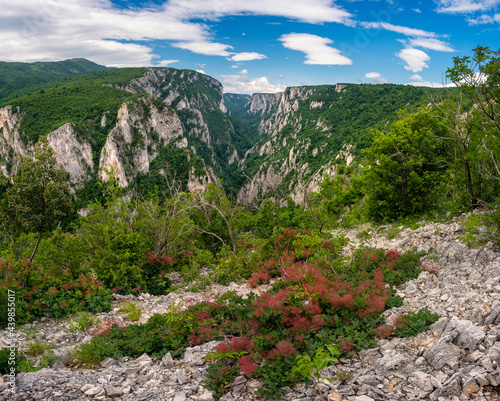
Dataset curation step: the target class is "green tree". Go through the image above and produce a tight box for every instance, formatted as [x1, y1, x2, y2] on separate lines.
[445, 46, 500, 201]
[0, 137, 71, 263]
[364, 109, 447, 220]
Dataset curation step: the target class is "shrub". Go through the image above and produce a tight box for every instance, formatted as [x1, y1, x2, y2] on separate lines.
[392, 308, 439, 338]
[0, 259, 112, 325]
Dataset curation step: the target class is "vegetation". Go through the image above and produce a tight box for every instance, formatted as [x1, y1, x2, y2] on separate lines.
[0, 137, 72, 262]
[0, 46, 499, 400]
[0, 58, 107, 104]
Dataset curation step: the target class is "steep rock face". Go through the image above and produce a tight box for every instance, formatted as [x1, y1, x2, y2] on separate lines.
[47, 123, 93, 187]
[99, 98, 184, 187]
[257, 87, 314, 136]
[0, 105, 30, 176]
[117, 68, 241, 181]
[237, 86, 347, 206]
[0, 106, 93, 187]
[248, 93, 278, 115]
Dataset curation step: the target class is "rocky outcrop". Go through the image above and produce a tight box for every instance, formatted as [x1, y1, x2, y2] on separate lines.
[3, 218, 500, 400]
[0, 106, 31, 176]
[99, 98, 184, 187]
[0, 107, 93, 187]
[47, 123, 93, 187]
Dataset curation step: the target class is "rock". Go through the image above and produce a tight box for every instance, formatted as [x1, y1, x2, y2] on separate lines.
[409, 371, 441, 392]
[423, 338, 462, 370]
[183, 341, 219, 366]
[84, 386, 104, 396]
[173, 392, 187, 401]
[101, 357, 119, 368]
[105, 385, 124, 397]
[162, 352, 174, 368]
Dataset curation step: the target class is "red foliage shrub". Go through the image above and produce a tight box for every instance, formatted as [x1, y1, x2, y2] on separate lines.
[267, 341, 298, 360]
[339, 339, 354, 354]
[238, 356, 257, 375]
[375, 325, 394, 339]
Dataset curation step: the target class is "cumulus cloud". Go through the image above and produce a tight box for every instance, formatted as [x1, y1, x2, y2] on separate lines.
[365, 72, 387, 84]
[279, 33, 352, 65]
[156, 59, 180, 66]
[411, 74, 424, 81]
[222, 73, 286, 94]
[467, 13, 500, 24]
[230, 52, 267, 62]
[409, 38, 455, 52]
[397, 47, 430, 73]
[0, 0, 357, 66]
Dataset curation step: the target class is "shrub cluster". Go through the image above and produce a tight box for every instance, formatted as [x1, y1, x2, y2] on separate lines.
[0, 259, 111, 327]
[71, 229, 428, 400]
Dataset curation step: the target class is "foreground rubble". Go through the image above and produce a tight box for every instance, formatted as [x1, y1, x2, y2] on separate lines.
[1, 219, 500, 401]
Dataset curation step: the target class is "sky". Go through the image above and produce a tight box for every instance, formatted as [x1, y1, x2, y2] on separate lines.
[0, 0, 499, 94]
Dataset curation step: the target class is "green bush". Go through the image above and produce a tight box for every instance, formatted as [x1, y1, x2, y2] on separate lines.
[392, 308, 440, 338]
[0, 259, 112, 325]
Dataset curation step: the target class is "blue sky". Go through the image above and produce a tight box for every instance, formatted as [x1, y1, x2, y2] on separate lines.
[0, 0, 499, 93]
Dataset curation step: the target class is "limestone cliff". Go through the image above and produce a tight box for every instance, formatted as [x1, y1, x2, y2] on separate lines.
[99, 98, 184, 187]
[0, 106, 93, 187]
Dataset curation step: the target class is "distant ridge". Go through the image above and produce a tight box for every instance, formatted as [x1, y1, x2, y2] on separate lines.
[0, 58, 108, 104]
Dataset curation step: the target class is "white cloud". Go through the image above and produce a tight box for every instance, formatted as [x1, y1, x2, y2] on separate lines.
[397, 47, 430, 73]
[279, 33, 352, 65]
[412, 8, 422, 13]
[409, 38, 455, 52]
[231, 52, 267, 61]
[435, 0, 500, 14]
[222, 74, 286, 94]
[196, 69, 206, 74]
[365, 72, 387, 84]
[360, 22, 437, 37]
[0, 0, 357, 66]
[241, 69, 249, 74]
[467, 13, 500, 24]
[277, 73, 285, 79]
[411, 74, 424, 81]
[165, 0, 353, 24]
[156, 59, 180, 67]
[172, 41, 233, 56]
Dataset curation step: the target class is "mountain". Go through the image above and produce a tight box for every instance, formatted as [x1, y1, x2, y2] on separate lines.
[0, 67, 254, 203]
[0, 63, 453, 206]
[0, 58, 108, 104]
[224, 84, 452, 206]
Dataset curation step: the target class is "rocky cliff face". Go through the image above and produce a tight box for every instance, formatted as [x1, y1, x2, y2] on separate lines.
[236, 86, 352, 206]
[0, 67, 236, 194]
[99, 98, 185, 187]
[0, 106, 94, 187]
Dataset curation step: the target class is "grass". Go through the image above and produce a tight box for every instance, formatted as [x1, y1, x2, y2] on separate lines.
[68, 311, 97, 333]
[119, 301, 142, 322]
[24, 339, 55, 357]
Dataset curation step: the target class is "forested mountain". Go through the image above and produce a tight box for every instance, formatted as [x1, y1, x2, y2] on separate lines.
[224, 84, 453, 205]
[0, 65, 255, 203]
[0, 59, 455, 205]
[0, 58, 108, 104]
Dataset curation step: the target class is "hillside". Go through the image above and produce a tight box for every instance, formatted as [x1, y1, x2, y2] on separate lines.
[225, 84, 454, 206]
[0, 67, 255, 201]
[3, 218, 500, 401]
[0, 58, 108, 104]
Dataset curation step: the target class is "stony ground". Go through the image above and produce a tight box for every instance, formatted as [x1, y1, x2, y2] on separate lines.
[1, 217, 500, 401]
